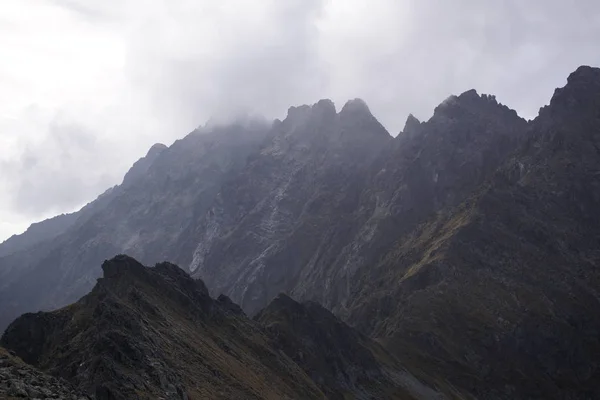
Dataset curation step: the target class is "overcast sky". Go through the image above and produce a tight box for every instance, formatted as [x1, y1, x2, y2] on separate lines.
[1, 0, 599, 241]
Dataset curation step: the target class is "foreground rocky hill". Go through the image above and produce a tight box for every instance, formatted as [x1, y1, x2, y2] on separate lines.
[1, 255, 440, 400]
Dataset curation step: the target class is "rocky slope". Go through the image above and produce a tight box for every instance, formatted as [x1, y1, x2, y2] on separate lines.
[181, 88, 528, 319]
[0, 90, 526, 328]
[300, 88, 528, 313]
[345, 66, 600, 399]
[185, 99, 393, 314]
[1, 255, 441, 400]
[255, 294, 448, 400]
[0, 346, 89, 399]
[0, 120, 269, 330]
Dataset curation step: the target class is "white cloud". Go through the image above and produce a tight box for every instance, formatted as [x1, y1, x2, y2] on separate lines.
[1, 0, 600, 241]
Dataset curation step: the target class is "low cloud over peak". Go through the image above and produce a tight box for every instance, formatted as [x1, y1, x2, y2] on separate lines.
[1, 0, 600, 240]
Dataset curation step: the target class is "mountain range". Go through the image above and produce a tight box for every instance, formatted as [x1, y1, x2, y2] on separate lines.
[1, 65, 600, 399]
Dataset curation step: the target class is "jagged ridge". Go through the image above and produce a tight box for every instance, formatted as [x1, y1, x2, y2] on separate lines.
[1, 255, 442, 400]
[2, 66, 600, 400]
[346, 65, 600, 399]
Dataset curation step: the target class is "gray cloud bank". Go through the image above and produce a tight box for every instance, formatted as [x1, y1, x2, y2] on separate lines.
[1, 0, 600, 240]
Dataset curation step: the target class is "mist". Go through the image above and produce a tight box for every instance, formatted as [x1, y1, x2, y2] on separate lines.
[1, 0, 600, 241]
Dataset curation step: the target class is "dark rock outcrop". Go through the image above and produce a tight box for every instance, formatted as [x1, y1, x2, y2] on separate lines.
[1, 255, 443, 400]
[1, 255, 326, 399]
[0, 346, 89, 399]
[255, 294, 447, 400]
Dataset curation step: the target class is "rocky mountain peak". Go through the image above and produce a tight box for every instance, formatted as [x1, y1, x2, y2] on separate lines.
[339, 98, 375, 123]
[400, 113, 422, 138]
[566, 64, 600, 85]
[542, 65, 600, 118]
[314, 98, 337, 115]
[285, 104, 311, 119]
[282, 100, 337, 137]
[338, 98, 391, 139]
[98, 255, 211, 315]
[458, 88, 479, 100]
[339, 97, 369, 114]
[147, 142, 167, 157]
[432, 88, 521, 123]
[285, 98, 336, 121]
[100, 254, 145, 279]
[279, 98, 390, 144]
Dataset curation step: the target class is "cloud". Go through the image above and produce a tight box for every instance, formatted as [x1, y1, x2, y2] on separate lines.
[47, 0, 120, 23]
[318, 0, 600, 128]
[123, 0, 327, 124]
[1, 118, 115, 215]
[1, 0, 600, 240]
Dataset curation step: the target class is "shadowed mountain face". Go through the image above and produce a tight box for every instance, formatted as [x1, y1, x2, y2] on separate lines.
[346, 66, 600, 399]
[186, 92, 526, 317]
[255, 294, 448, 400]
[1, 66, 600, 399]
[1, 255, 440, 400]
[185, 99, 394, 314]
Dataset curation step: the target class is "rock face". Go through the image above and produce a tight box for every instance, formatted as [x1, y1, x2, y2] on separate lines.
[1, 66, 600, 399]
[185, 89, 527, 319]
[0, 256, 325, 399]
[345, 66, 600, 399]
[255, 294, 447, 400]
[186, 99, 393, 314]
[0, 120, 269, 330]
[121, 142, 168, 187]
[1, 255, 440, 400]
[0, 346, 89, 399]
